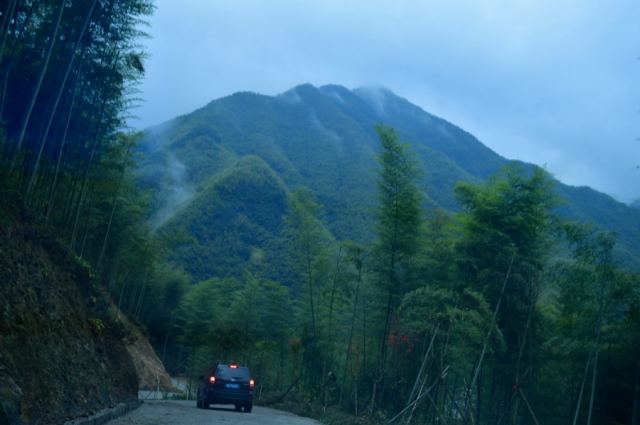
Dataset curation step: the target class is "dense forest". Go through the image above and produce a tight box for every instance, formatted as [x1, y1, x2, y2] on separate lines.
[2, 1, 640, 425]
[157, 125, 640, 425]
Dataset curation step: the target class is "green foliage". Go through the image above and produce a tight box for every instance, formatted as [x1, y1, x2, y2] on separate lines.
[282, 187, 332, 299]
[455, 162, 561, 320]
[87, 318, 105, 335]
[173, 276, 295, 376]
[281, 187, 335, 384]
[455, 163, 562, 264]
[369, 123, 425, 382]
[161, 155, 289, 282]
[372, 123, 424, 265]
[399, 287, 504, 373]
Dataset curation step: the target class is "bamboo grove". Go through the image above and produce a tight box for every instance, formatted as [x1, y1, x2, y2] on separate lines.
[0, 0, 193, 339]
[164, 124, 640, 424]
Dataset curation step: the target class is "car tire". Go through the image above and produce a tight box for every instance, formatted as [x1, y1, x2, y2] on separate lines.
[244, 404, 253, 413]
[235, 404, 242, 411]
[196, 399, 202, 409]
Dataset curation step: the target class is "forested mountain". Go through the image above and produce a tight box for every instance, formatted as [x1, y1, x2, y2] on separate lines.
[138, 83, 640, 282]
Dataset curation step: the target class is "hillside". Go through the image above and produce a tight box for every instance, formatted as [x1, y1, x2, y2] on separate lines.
[163, 155, 289, 281]
[137, 84, 640, 282]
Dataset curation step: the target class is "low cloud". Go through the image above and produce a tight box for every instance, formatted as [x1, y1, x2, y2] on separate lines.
[323, 88, 345, 104]
[277, 88, 304, 105]
[355, 86, 387, 117]
[152, 152, 195, 230]
[308, 109, 343, 154]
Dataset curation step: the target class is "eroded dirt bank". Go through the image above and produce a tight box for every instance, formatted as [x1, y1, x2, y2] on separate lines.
[119, 313, 175, 392]
[0, 202, 138, 424]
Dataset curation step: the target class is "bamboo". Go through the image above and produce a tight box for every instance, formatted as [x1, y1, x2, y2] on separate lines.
[133, 268, 149, 320]
[79, 190, 94, 258]
[97, 144, 131, 268]
[322, 246, 342, 408]
[25, 0, 98, 196]
[10, 0, 67, 170]
[407, 323, 440, 411]
[340, 253, 362, 404]
[388, 367, 447, 424]
[633, 360, 640, 425]
[587, 280, 606, 425]
[464, 253, 515, 420]
[0, 0, 39, 141]
[519, 388, 540, 425]
[161, 313, 174, 366]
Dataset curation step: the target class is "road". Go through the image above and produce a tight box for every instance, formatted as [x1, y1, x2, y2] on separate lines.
[108, 400, 320, 425]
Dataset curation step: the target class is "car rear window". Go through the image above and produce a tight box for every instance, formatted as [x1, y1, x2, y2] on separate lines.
[215, 367, 251, 379]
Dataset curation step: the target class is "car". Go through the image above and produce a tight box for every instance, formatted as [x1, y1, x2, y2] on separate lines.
[196, 364, 255, 412]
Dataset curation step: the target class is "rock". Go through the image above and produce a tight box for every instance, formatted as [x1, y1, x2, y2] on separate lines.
[0, 368, 22, 425]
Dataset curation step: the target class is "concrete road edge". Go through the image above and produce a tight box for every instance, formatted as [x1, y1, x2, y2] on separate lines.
[63, 401, 143, 425]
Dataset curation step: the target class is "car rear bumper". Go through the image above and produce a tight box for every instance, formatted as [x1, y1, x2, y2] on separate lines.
[206, 389, 254, 405]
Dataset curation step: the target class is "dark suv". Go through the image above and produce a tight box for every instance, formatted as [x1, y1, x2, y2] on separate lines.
[196, 364, 254, 412]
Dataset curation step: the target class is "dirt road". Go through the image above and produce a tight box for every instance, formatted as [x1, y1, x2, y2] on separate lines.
[109, 400, 320, 425]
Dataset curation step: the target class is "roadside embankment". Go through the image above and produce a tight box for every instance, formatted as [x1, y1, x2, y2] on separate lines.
[114, 312, 176, 393]
[0, 196, 138, 424]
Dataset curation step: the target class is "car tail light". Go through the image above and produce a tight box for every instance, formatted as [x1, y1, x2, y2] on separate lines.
[209, 376, 216, 383]
[250, 379, 255, 389]
[230, 365, 237, 369]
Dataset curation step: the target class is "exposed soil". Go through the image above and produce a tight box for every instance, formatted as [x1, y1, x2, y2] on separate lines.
[118, 317, 175, 392]
[0, 196, 138, 424]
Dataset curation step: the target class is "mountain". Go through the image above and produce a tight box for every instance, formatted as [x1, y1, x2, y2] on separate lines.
[136, 84, 640, 282]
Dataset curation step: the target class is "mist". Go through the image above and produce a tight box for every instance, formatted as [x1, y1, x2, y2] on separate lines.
[151, 152, 195, 230]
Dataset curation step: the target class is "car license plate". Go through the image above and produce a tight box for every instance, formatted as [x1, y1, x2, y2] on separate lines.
[226, 383, 240, 389]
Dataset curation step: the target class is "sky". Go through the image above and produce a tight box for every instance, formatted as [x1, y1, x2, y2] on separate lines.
[132, 0, 640, 204]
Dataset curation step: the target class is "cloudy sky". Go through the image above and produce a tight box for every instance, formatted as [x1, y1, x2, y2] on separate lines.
[132, 0, 640, 204]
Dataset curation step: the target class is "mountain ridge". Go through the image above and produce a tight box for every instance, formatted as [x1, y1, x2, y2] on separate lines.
[136, 83, 640, 281]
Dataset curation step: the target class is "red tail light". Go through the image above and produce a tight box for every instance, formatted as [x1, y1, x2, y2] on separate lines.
[209, 376, 216, 383]
[249, 379, 255, 388]
[230, 365, 237, 369]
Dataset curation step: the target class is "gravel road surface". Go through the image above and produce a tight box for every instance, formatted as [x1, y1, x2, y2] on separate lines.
[108, 400, 321, 425]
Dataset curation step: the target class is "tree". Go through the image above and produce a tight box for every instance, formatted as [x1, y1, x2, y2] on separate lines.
[453, 162, 562, 422]
[370, 122, 424, 403]
[262, 280, 293, 390]
[282, 187, 331, 386]
[558, 223, 618, 425]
